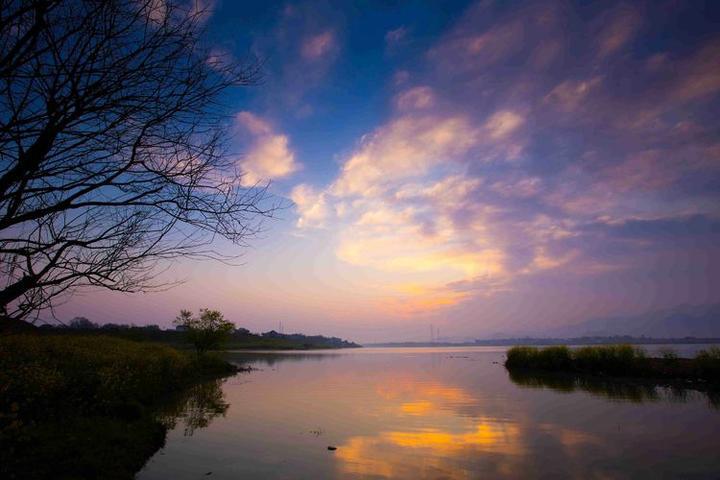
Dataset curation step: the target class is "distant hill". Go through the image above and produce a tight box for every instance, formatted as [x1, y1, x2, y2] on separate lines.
[545, 304, 720, 338]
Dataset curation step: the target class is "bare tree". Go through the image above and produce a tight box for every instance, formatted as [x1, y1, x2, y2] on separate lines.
[0, 0, 275, 322]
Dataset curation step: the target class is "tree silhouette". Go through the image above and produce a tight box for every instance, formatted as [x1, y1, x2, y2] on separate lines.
[0, 1, 275, 321]
[174, 308, 234, 356]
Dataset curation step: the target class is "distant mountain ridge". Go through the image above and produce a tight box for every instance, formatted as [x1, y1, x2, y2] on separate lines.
[544, 304, 720, 338]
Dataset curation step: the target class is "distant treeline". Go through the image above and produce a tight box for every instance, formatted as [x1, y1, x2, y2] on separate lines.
[368, 336, 720, 348]
[33, 318, 360, 350]
[474, 336, 720, 346]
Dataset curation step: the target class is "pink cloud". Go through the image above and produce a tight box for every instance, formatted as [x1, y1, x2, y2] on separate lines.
[394, 86, 435, 110]
[595, 5, 642, 58]
[385, 26, 409, 49]
[235, 112, 300, 186]
[544, 77, 603, 112]
[301, 30, 336, 60]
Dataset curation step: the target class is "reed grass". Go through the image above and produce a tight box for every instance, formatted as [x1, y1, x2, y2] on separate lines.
[505, 344, 719, 383]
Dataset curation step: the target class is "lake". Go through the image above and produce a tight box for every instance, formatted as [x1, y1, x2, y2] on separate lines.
[138, 346, 720, 479]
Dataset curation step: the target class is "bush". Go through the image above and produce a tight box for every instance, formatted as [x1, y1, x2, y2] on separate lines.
[695, 347, 720, 378]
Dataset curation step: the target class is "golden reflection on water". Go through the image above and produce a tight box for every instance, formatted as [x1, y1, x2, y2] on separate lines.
[336, 407, 524, 478]
[386, 421, 521, 452]
[334, 374, 603, 479]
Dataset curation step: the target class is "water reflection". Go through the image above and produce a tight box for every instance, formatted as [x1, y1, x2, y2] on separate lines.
[508, 369, 720, 409]
[324, 366, 603, 478]
[139, 348, 720, 479]
[158, 378, 230, 436]
[332, 375, 607, 479]
[225, 351, 342, 367]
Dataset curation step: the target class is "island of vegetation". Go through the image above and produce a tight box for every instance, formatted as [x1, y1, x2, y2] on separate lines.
[504, 344, 720, 387]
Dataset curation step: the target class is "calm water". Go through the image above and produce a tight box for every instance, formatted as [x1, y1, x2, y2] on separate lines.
[138, 346, 720, 479]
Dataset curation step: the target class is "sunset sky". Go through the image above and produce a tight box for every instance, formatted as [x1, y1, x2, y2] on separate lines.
[58, 0, 720, 342]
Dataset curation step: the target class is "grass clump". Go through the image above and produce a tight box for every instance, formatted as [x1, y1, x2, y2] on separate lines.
[695, 347, 720, 378]
[506, 344, 648, 376]
[572, 344, 646, 375]
[505, 346, 572, 370]
[0, 334, 238, 479]
[505, 344, 720, 385]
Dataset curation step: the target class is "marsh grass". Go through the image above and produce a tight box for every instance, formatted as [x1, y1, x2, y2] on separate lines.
[505, 344, 720, 384]
[0, 334, 238, 479]
[695, 346, 720, 378]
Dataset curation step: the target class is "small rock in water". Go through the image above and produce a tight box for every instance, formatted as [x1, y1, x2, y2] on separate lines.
[327, 446, 337, 451]
[205, 472, 212, 476]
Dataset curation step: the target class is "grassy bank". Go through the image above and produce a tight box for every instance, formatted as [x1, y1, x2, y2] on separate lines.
[505, 345, 720, 384]
[0, 334, 238, 480]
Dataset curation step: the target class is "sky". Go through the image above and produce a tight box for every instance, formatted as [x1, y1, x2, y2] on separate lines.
[58, 0, 720, 342]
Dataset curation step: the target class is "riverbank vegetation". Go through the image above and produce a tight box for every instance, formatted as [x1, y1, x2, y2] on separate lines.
[505, 345, 720, 385]
[0, 334, 237, 479]
[35, 320, 361, 350]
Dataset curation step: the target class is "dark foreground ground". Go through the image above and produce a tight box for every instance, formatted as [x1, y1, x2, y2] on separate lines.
[0, 334, 240, 480]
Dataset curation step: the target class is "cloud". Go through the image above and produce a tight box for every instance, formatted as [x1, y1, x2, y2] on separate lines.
[428, 17, 526, 73]
[385, 26, 410, 53]
[669, 39, 720, 103]
[290, 184, 328, 228]
[205, 46, 234, 72]
[331, 114, 480, 197]
[589, 215, 720, 241]
[142, 0, 167, 24]
[235, 112, 300, 186]
[301, 30, 336, 60]
[385, 26, 408, 46]
[250, 6, 344, 115]
[393, 70, 411, 85]
[544, 77, 603, 112]
[483, 110, 524, 139]
[490, 176, 541, 198]
[595, 5, 642, 58]
[286, 0, 720, 325]
[395, 175, 482, 206]
[394, 86, 435, 110]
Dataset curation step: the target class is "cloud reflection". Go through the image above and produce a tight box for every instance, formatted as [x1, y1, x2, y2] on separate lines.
[334, 374, 602, 479]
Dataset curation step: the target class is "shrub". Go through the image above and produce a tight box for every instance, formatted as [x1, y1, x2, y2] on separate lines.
[695, 347, 720, 378]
